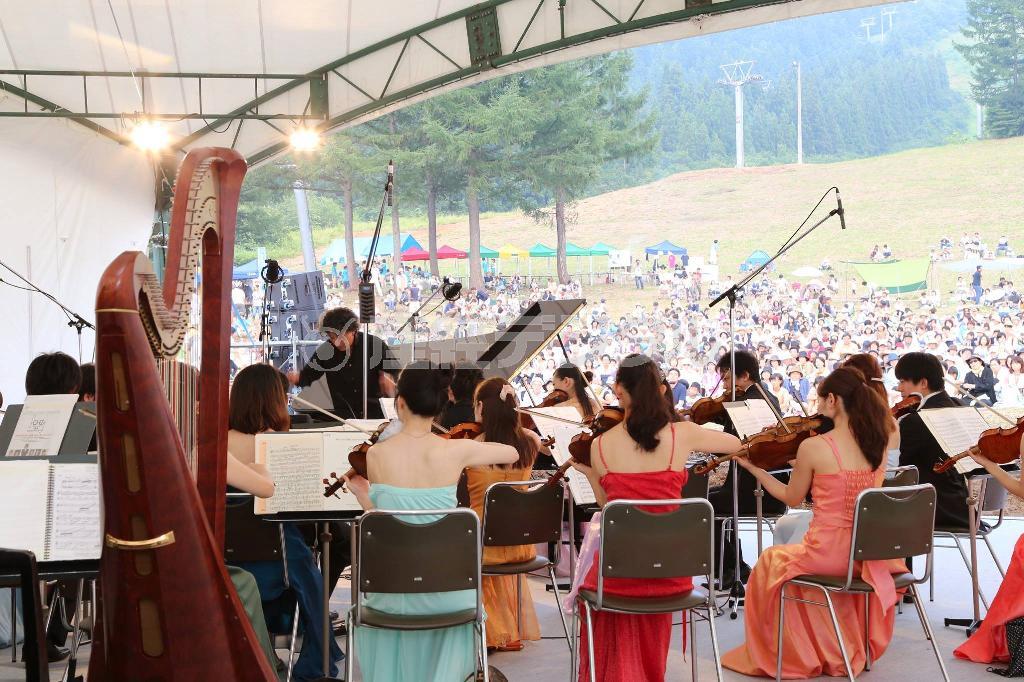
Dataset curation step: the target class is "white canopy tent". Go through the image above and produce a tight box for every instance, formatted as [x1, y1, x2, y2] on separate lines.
[0, 0, 894, 402]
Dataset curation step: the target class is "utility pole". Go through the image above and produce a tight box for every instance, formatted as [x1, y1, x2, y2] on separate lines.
[793, 61, 803, 164]
[718, 60, 764, 169]
[860, 16, 876, 41]
[881, 7, 897, 36]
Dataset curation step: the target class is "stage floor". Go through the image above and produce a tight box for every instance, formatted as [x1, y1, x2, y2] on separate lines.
[4, 517, 1019, 681]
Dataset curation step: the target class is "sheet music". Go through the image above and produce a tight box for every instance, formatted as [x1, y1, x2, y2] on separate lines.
[918, 407, 992, 473]
[549, 423, 597, 505]
[5, 394, 78, 457]
[379, 398, 398, 420]
[528, 406, 584, 442]
[322, 432, 367, 511]
[0, 460, 49, 556]
[723, 401, 779, 439]
[47, 464, 101, 560]
[255, 432, 330, 514]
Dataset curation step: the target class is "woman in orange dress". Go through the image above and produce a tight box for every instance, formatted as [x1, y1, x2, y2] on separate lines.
[466, 377, 545, 651]
[722, 366, 907, 678]
[571, 354, 743, 681]
[954, 436, 1024, 665]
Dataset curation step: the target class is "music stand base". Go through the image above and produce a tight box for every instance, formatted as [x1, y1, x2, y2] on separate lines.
[944, 617, 982, 637]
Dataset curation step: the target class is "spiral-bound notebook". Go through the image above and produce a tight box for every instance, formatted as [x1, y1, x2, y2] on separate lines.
[0, 460, 101, 561]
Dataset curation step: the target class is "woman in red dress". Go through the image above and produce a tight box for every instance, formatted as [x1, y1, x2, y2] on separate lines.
[571, 354, 743, 682]
[955, 436, 1024, 664]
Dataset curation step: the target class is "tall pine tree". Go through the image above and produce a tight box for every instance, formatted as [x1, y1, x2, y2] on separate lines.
[956, 0, 1024, 138]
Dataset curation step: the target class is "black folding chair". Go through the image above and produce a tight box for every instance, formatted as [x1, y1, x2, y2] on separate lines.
[775, 485, 947, 682]
[573, 498, 722, 682]
[0, 549, 48, 682]
[346, 508, 488, 681]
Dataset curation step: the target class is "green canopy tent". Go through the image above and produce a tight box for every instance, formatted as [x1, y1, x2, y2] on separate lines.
[528, 243, 555, 277]
[847, 258, 931, 294]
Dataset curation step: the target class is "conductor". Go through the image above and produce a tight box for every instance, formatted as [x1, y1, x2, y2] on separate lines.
[288, 306, 398, 419]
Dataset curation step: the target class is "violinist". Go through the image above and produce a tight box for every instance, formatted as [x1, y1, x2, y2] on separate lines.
[570, 354, 742, 682]
[955, 436, 1024, 667]
[438, 361, 484, 429]
[706, 350, 789, 591]
[342, 363, 518, 682]
[894, 352, 970, 530]
[723, 366, 906, 678]
[464, 378, 545, 652]
[842, 353, 901, 467]
[552, 362, 601, 420]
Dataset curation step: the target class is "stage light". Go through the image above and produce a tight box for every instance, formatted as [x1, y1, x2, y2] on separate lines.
[130, 119, 171, 152]
[290, 127, 321, 152]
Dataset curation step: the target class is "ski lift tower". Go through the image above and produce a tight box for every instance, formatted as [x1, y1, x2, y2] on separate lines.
[718, 60, 764, 168]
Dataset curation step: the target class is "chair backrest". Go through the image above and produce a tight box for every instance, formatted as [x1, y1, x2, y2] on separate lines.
[598, 499, 714, 605]
[0, 549, 48, 682]
[682, 466, 710, 499]
[356, 508, 480, 597]
[981, 476, 1008, 515]
[847, 485, 936, 583]
[482, 481, 563, 547]
[223, 494, 286, 567]
[883, 465, 919, 488]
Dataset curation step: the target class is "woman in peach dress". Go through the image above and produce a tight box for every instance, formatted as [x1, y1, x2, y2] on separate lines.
[466, 377, 545, 651]
[723, 366, 907, 678]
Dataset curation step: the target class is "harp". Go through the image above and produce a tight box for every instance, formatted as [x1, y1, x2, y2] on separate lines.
[88, 148, 276, 680]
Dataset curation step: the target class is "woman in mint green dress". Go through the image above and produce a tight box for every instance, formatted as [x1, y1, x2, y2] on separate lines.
[345, 363, 518, 682]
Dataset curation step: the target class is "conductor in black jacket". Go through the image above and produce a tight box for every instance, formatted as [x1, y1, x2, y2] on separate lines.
[895, 352, 970, 530]
[707, 350, 788, 589]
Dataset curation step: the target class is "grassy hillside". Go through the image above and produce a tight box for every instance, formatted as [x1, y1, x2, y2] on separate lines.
[288, 136, 1024, 292]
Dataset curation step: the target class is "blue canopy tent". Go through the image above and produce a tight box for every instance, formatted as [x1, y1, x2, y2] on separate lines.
[232, 258, 288, 280]
[320, 234, 417, 266]
[740, 249, 772, 272]
[645, 240, 688, 266]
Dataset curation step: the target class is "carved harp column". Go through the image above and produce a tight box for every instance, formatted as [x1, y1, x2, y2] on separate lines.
[89, 148, 276, 681]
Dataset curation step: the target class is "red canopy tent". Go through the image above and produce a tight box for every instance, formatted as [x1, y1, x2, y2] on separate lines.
[437, 245, 468, 259]
[401, 245, 429, 261]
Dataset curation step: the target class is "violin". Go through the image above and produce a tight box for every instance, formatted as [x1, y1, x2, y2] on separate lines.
[518, 388, 570, 431]
[545, 406, 625, 488]
[933, 416, 1024, 474]
[891, 394, 922, 419]
[322, 421, 390, 497]
[445, 420, 555, 448]
[678, 395, 728, 425]
[693, 415, 826, 475]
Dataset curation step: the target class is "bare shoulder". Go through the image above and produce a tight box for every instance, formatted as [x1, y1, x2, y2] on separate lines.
[796, 434, 832, 464]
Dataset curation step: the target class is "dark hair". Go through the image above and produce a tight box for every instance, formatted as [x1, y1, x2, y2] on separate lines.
[25, 352, 81, 396]
[842, 353, 888, 405]
[475, 378, 537, 469]
[616, 354, 673, 452]
[319, 307, 359, 335]
[450, 362, 484, 402]
[397, 361, 452, 417]
[79, 362, 96, 401]
[894, 352, 944, 391]
[661, 379, 682, 422]
[716, 349, 759, 384]
[229, 364, 290, 434]
[554, 363, 595, 419]
[817, 366, 889, 470]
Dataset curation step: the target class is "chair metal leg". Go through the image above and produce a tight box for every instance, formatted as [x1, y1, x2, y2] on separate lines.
[909, 584, 950, 682]
[864, 593, 872, 671]
[9, 588, 15, 663]
[345, 608, 355, 682]
[775, 583, 787, 682]
[286, 600, 300, 682]
[570, 602, 579, 682]
[820, 589, 855, 682]
[480, 619, 491, 682]
[983, 534, 1007, 578]
[548, 566, 572, 649]
[584, 601, 597, 682]
[689, 609, 698, 682]
[706, 605, 724, 682]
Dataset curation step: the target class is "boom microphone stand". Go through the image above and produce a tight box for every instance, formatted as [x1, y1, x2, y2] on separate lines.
[394, 277, 462, 362]
[707, 187, 844, 619]
[358, 161, 394, 419]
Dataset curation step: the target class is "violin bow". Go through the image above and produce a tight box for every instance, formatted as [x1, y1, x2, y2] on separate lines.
[750, 381, 793, 433]
[555, 333, 604, 409]
[290, 395, 376, 435]
[514, 406, 587, 427]
[944, 378, 1016, 426]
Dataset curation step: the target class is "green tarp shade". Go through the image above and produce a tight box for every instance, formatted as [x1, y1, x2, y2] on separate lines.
[564, 242, 589, 257]
[479, 245, 499, 258]
[849, 258, 930, 294]
[588, 242, 614, 255]
[529, 243, 555, 257]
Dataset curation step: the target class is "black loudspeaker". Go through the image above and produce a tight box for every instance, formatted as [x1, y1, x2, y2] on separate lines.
[291, 271, 326, 310]
[358, 281, 375, 323]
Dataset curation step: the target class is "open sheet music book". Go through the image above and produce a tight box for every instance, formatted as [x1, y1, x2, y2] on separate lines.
[254, 425, 383, 514]
[0, 460, 101, 560]
[723, 401, 780, 439]
[918, 407, 992, 475]
[530, 407, 596, 505]
[4, 394, 79, 457]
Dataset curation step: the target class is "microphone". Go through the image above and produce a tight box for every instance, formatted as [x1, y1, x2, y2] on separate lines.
[836, 190, 847, 230]
[261, 259, 284, 284]
[358, 281, 376, 323]
[386, 160, 394, 207]
[442, 277, 463, 302]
